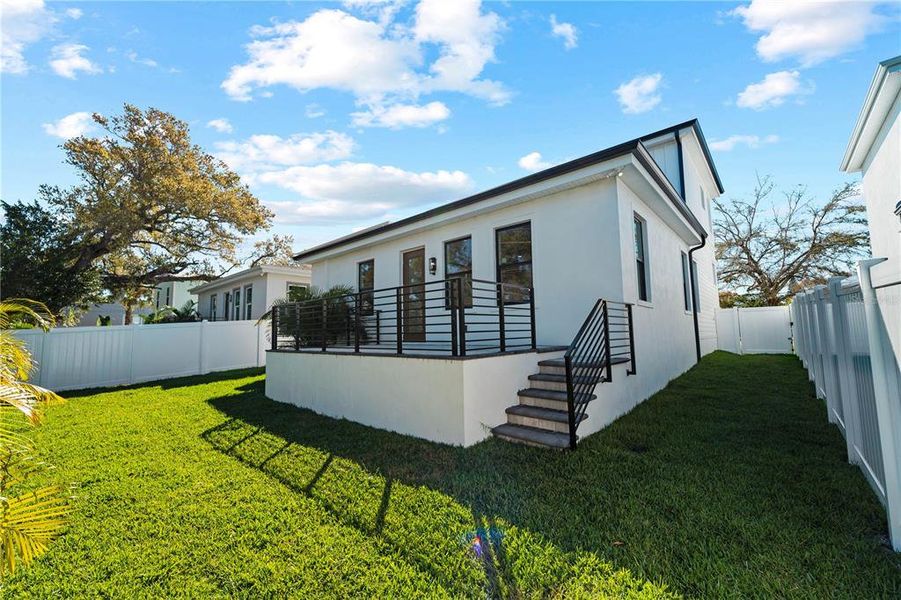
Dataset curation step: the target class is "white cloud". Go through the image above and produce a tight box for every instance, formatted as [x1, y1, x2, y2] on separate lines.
[206, 118, 233, 133]
[517, 151, 551, 172]
[351, 101, 450, 128]
[126, 50, 158, 68]
[550, 15, 578, 50]
[709, 134, 780, 151]
[1, 0, 55, 74]
[49, 43, 102, 78]
[614, 73, 663, 114]
[305, 103, 326, 118]
[261, 162, 473, 223]
[215, 131, 355, 173]
[42, 111, 95, 138]
[65, 7, 83, 19]
[222, 0, 509, 118]
[736, 70, 812, 110]
[732, 1, 888, 66]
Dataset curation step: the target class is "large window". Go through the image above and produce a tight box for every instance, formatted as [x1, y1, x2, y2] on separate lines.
[691, 259, 700, 313]
[164, 285, 171, 307]
[233, 288, 241, 321]
[358, 259, 375, 315]
[496, 222, 532, 304]
[223, 292, 231, 321]
[634, 215, 649, 302]
[286, 282, 308, 300]
[444, 236, 472, 308]
[209, 294, 218, 322]
[681, 252, 691, 311]
[244, 285, 253, 320]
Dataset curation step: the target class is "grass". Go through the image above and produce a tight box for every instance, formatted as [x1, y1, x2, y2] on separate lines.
[4, 352, 899, 598]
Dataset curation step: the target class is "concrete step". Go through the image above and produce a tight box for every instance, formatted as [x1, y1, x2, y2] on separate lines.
[527, 372, 604, 392]
[537, 356, 629, 376]
[491, 423, 572, 449]
[505, 404, 586, 433]
[516, 387, 595, 410]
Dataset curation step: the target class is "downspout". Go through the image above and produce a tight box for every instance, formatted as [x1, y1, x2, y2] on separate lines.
[688, 234, 706, 363]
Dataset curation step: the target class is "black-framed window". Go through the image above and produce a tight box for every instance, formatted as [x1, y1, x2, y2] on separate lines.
[223, 292, 231, 321]
[691, 259, 700, 313]
[681, 251, 691, 311]
[209, 294, 217, 322]
[233, 288, 241, 320]
[445, 236, 472, 308]
[358, 259, 374, 315]
[287, 283, 308, 300]
[496, 222, 533, 304]
[244, 285, 253, 320]
[634, 215, 649, 302]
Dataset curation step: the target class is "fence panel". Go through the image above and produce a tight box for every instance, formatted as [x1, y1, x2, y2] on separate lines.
[11, 321, 265, 392]
[794, 266, 901, 552]
[716, 305, 792, 354]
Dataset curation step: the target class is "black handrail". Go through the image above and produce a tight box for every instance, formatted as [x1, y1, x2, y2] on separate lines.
[269, 277, 537, 357]
[563, 299, 636, 449]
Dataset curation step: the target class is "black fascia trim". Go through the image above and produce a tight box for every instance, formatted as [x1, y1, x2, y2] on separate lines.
[294, 119, 719, 261]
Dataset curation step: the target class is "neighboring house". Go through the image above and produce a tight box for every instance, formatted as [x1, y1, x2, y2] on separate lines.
[190, 265, 312, 322]
[265, 119, 722, 449]
[840, 55, 901, 363]
[153, 280, 203, 312]
[75, 280, 200, 326]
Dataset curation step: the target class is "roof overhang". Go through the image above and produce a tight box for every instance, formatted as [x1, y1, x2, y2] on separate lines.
[841, 55, 901, 172]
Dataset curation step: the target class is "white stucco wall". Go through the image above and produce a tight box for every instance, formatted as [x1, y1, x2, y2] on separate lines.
[312, 178, 624, 346]
[860, 89, 901, 364]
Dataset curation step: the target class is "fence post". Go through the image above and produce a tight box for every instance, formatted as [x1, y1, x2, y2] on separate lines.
[354, 293, 361, 353]
[828, 277, 861, 465]
[321, 301, 328, 352]
[198, 320, 208, 375]
[858, 258, 901, 551]
[457, 280, 467, 357]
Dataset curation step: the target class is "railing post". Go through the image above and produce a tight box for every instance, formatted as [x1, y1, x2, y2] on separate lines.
[602, 301, 612, 383]
[270, 306, 278, 351]
[345, 308, 351, 346]
[529, 287, 537, 350]
[564, 354, 577, 450]
[354, 293, 361, 353]
[376, 310, 381, 345]
[626, 303, 636, 375]
[396, 287, 403, 355]
[449, 279, 459, 356]
[457, 279, 467, 356]
[294, 303, 301, 351]
[497, 283, 506, 352]
[321, 301, 328, 352]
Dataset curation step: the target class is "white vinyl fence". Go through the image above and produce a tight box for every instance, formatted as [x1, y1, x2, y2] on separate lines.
[792, 259, 901, 551]
[13, 320, 267, 392]
[716, 305, 793, 354]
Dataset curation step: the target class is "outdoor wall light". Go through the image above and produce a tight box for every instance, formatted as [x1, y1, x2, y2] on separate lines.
[429, 257, 437, 275]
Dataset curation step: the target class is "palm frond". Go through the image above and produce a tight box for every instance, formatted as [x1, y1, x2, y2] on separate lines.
[0, 486, 70, 575]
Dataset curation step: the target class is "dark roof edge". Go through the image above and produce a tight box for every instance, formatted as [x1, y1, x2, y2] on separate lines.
[633, 142, 707, 238]
[294, 119, 719, 261]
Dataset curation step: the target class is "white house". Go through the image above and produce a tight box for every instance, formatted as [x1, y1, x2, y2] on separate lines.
[840, 55, 901, 363]
[190, 264, 312, 322]
[76, 280, 201, 326]
[265, 119, 722, 449]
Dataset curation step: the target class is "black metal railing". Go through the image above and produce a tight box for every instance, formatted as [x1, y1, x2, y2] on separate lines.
[563, 299, 636, 448]
[269, 277, 537, 357]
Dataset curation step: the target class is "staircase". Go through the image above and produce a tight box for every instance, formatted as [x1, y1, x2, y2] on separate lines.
[491, 300, 635, 450]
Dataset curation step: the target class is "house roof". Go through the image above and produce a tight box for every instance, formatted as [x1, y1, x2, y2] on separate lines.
[293, 119, 722, 261]
[189, 264, 311, 294]
[841, 55, 901, 172]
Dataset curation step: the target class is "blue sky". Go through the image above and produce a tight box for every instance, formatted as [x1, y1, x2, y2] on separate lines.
[2, 1, 899, 256]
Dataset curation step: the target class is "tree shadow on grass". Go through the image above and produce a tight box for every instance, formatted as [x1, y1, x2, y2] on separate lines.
[200, 354, 901, 598]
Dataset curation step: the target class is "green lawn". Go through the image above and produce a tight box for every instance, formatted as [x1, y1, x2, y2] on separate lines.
[4, 352, 899, 598]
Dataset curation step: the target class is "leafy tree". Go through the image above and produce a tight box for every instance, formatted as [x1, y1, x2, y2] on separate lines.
[715, 176, 869, 306]
[0, 201, 101, 315]
[40, 104, 275, 321]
